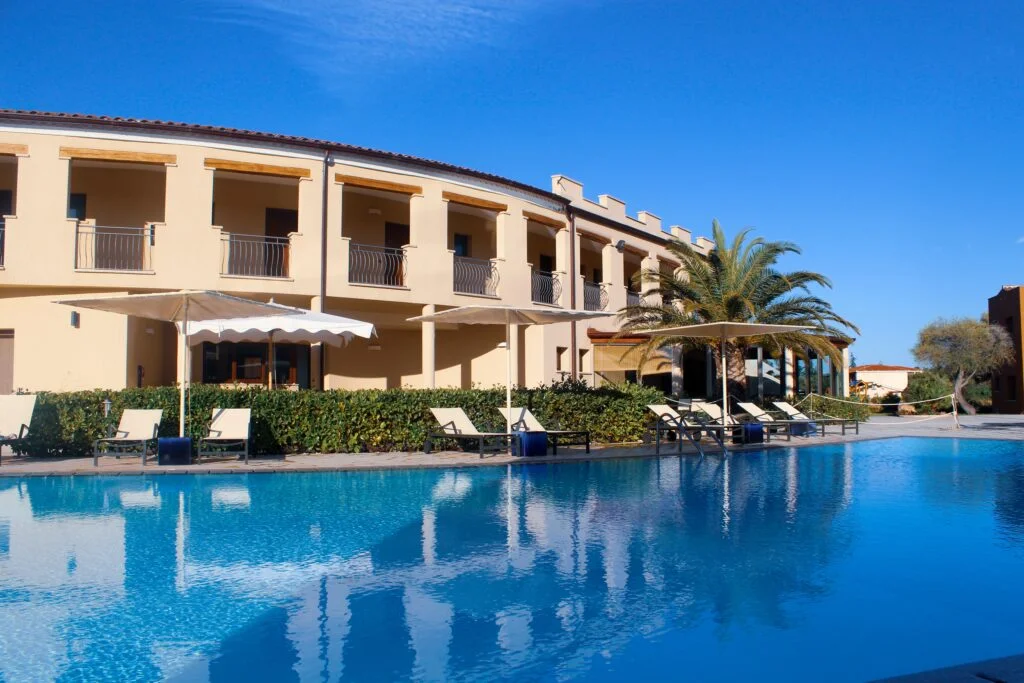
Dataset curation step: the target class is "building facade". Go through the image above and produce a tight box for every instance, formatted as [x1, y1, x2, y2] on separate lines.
[850, 365, 921, 399]
[989, 285, 1024, 413]
[0, 110, 848, 397]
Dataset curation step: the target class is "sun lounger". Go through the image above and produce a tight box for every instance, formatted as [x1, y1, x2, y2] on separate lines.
[732, 402, 795, 441]
[0, 394, 35, 465]
[690, 400, 786, 443]
[497, 407, 590, 455]
[647, 404, 728, 454]
[773, 401, 859, 435]
[197, 408, 252, 463]
[93, 409, 163, 466]
[425, 408, 513, 457]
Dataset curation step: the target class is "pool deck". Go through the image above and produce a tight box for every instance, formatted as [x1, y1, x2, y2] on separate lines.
[2, 413, 1023, 477]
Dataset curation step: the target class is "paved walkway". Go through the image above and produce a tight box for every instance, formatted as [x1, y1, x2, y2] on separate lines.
[1, 414, 1022, 477]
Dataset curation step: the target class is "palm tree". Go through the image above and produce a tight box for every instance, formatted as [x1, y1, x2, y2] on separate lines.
[619, 220, 858, 397]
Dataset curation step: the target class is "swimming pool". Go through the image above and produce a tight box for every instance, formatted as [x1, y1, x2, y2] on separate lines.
[1, 437, 1023, 681]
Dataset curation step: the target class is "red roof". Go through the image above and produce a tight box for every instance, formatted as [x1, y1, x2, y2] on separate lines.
[0, 109, 565, 204]
[851, 364, 921, 372]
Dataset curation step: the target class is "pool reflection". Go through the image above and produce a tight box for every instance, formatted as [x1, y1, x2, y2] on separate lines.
[1, 440, 1023, 681]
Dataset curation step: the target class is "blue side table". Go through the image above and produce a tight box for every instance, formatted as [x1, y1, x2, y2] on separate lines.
[157, 437, 192, 466]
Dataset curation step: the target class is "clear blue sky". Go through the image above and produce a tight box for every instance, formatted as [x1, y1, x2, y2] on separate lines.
[3, 0, 1022, 365]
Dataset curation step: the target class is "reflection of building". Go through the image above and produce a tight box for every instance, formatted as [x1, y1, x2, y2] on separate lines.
[990, 285, 1024, 413]
[0, 110, 850, 398]
[851, 364, 922, 399]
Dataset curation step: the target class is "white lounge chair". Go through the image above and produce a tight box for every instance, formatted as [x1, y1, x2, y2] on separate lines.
[733, 402, 795, 440]
[497, 407, 590, 455]
[0, 394, 35, 465]
[197, 408, 252, 463]
[425, 408, 512, 457]
[93, 409, 163, 466]
[647, 404, 728, 453]
[773, 401, 859, 435]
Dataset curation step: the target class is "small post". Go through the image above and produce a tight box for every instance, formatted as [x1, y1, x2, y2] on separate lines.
[103, 398, 112, 417]
[951, 394, 960, 430]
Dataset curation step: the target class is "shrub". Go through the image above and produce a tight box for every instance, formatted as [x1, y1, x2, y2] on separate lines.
[16, 381, 665, 458]
[800, 394, 873, 421]
[902, 371, 954, 414]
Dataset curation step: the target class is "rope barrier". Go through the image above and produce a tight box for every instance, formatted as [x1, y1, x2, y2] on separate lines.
[793, 393, 955, 407]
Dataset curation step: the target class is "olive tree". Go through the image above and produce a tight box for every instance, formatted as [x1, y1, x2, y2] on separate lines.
[912, 317, 1013, 414]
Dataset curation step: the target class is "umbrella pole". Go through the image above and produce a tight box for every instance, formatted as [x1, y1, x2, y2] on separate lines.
[505, 322, 513, 436]
[179, 297, 189, 438]
[720, 334, 729, 423]
[268, 333, 274, 390]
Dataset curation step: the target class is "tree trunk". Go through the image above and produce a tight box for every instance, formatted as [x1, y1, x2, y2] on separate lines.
[954, 370, 975, 415]
[713, 342, 748, 399]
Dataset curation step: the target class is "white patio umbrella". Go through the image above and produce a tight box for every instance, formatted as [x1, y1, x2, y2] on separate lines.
[635, 322, 810, 422]
[408, 305, 614, 434]
[184, 306, 376, 389]
[56, 290, 291, 437]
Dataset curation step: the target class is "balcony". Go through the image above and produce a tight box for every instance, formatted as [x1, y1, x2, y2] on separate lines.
[349, 243, 406, 288]
[221, 234, 289, 279]
[626, 290, 641, 307]
[531, 270, 561, 306]
[584, 282, 608, 311]
[75, 224, 154, 272]
[453, 256, 499, 297]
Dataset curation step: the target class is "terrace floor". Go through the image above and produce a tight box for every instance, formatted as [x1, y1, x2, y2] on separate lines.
[2, 414, 1023, 478]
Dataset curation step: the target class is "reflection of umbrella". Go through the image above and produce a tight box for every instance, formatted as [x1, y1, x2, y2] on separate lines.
[408, 305, 614, 434]
[636, 322, 809, 422]
[57, 291, 289, 437]
[184, 307, 375, 389]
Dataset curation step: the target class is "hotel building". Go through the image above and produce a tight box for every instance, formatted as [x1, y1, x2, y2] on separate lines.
[0, 110, 848, 397]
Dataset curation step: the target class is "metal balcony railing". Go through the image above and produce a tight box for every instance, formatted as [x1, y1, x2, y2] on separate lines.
[584, 282, 608, 311]
[532, 270, 561, 305]
[349, 243, 407, 287]
[453, 256, 499, 296]
[626, 290, 641, 307]
[221, 234, 289, 278]
[75, 224, 153, 272]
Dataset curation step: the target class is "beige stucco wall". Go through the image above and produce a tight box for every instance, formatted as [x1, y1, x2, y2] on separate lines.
[212, 173, 299, 236]
[69, 163, 166, 227]
[0, 293, 129, 391]
[341, 189, 409, 245]
[126, 318, 175, 387]
[855, 370, 916, 398]
[447, 209, 496, 259]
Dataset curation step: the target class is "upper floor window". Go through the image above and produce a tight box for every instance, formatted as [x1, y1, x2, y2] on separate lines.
[538, 254, 554, 273]
[453, 233, 471, 258]
[68, 193, 87, 220]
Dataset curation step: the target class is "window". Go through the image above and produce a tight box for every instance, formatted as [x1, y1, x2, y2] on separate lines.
[68, 193, 87, 220]
[0, 190, 12, 216]
[593, 268, 602, 284]
[538, 254, 554, 273]
[555, 346, 567, 372]
[453, 233, 470, 257]
[579, 348, 589, 373]
[202, 342, 311, 389]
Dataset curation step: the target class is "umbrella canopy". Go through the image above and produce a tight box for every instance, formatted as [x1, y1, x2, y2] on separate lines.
[408, 305, 615, 436]
[635, 321, 810, 422]
[57, 291, 290, 437]
[184, 307, 375, 347]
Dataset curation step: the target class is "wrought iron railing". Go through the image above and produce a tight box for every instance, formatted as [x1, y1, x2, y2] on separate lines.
[626, 290, 641, 307]
[453, 256, 499, 296]
[75, 224, 153, 272]
[531, 270, 561, 305]
[349, 243, 406, 287]
[221, 234, 289, 278]
[584, 281, 608, 311]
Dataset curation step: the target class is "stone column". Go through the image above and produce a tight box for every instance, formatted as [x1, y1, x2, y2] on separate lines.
[640, 253, 661, 307]
[841, 347, 851, 398]
[496, 210, 530, 307]
[421, 303, 436, 389]
[601, 242, 625, 312]
[554, 227, 571, 308]
[671, 345, 684, 397]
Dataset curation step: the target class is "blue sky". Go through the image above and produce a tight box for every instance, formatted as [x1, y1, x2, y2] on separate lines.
[3, 0, 1023, 365]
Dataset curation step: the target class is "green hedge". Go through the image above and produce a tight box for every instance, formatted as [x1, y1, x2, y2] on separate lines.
[799, 394, 873, 422]
[16, 381, 664, 457]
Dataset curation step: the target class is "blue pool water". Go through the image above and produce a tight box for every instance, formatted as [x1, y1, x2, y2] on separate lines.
[2, 437, 1024, 681]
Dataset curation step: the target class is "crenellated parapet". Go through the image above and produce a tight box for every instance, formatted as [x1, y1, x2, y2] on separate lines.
[551, 175, 711, 254]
